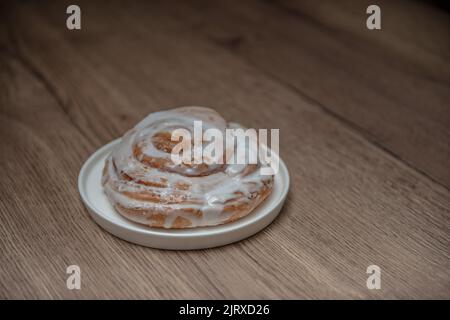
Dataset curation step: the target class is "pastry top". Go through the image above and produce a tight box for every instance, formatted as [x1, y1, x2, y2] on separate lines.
[102, 106, 274, 228]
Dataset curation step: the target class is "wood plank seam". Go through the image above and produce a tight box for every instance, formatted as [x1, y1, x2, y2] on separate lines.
[217, 57, 450, 192]
[1, 0, 448, 298]
[160, 0, 450, 187]
[176, 0, 450, 192]
[168, 20, 450, 191]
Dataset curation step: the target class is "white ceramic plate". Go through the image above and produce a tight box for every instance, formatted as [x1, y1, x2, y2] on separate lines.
[78, 139, 289, 250]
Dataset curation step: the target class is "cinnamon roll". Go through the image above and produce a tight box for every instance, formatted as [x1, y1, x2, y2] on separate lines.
[102, 106, 274, 229]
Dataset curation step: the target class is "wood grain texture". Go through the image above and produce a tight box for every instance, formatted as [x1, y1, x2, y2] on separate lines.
[0, 0, 449, 299]
[157, 0, 450, 187]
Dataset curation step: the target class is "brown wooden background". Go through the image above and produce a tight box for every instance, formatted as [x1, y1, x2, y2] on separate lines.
[0, 0, 449, 299]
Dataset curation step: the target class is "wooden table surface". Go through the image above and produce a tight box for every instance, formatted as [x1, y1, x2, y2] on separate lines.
[0, 0, 449, 299]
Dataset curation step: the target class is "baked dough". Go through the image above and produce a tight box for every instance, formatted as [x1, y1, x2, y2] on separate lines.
[102, 106, 274, 228]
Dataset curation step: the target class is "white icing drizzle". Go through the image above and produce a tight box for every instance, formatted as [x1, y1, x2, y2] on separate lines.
[102, 106, 274, 228]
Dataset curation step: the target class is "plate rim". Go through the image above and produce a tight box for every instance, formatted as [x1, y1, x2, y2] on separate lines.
[78, 139, 290, 248]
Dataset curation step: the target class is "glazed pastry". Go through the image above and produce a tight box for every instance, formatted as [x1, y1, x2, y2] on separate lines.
[102, 106, 274, 229]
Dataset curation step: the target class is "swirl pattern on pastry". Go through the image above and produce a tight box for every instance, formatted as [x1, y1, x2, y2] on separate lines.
[102, 106, 274, 228]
